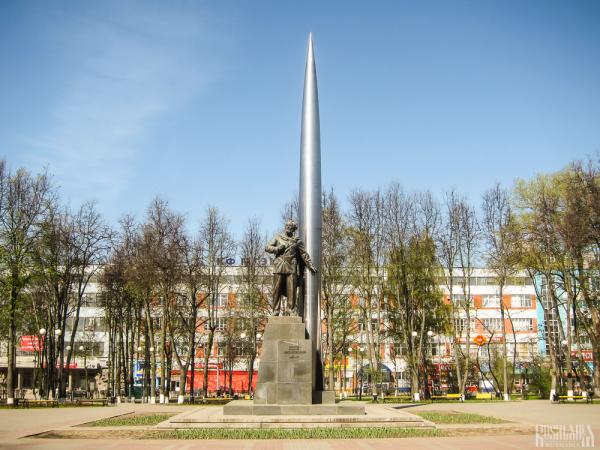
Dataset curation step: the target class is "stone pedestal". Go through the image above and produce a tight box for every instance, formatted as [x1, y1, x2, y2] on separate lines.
[254, 316, 312, 405]
[224, 315, 363, 416]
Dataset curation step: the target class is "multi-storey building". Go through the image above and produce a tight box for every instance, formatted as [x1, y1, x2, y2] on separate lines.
[344, 268, 538, 395]
[1, 266, 541, 399]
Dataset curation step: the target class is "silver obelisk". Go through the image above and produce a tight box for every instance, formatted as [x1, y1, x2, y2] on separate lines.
[299, 32, 323, 391]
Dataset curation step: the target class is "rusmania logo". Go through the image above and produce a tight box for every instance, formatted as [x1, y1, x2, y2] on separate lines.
[536, 424, 595, 448]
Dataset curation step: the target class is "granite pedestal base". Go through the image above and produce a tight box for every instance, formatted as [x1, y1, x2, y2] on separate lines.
[253, 316, 312, 405]
[224, 315, 364, 416]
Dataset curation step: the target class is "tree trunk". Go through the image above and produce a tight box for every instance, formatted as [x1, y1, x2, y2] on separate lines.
[593, 347, 600, 398]
[6, 288, 17, 405]
[178, 365, 188, 404]
[499, 285, 510, 401]
[327, 306, 335, 390]
[248, 352, 256, 395]
[202, 329, 216, 398]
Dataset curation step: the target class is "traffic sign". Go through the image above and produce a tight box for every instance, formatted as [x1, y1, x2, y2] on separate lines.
[474, 335, 487, 346]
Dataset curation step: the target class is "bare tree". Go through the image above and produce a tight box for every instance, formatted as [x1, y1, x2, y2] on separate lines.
[238, 218, 269, 394]
[347, 188, 386, 397]
[438, 190, 479, 400]
[34, 204, 77, 399]
[144, 198, 185, 403]
[171, 231, 204, 403]
[321, 189, 352, 391]
[64, 202, 111, 398]
[199, 207, 236, 398]
[482, 184, 518, 400]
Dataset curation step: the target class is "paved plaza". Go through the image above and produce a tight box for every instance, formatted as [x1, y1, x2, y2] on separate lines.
[0, 400, 597, 449]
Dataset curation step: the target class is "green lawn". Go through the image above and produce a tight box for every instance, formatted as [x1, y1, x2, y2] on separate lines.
[413, 411, 509, 424]
[141, 427, 442, 439]
[82, 414, 174, 427]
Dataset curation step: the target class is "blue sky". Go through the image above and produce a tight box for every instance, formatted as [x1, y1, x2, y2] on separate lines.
[1, 0, 599, 239]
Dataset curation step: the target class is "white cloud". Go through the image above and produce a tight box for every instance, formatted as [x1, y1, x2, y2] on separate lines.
[27, 3, 218, 201]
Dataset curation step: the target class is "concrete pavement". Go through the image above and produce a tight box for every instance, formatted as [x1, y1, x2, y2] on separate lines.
[0, 400, 597, 449]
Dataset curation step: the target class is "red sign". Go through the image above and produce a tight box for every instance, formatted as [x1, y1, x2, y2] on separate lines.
[474, 335, 487, 346]
[41, 362, 79, 369]
[572, 350, 594, 362]
[185, 369, 257, 393]
[19, 335, 44, 352]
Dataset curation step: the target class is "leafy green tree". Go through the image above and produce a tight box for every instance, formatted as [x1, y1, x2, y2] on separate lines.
[0, 163, 53, 404]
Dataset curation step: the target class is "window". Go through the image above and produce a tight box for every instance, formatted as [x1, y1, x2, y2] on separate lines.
[371, 318, 380, 332]
[516, 343, 531, 358]
[482, 295, 500, 308]
[84, 317, 103, 332]
[75, 342, 104, 357]
[392, 342, 405, 356]
[356, 317, 380, 333]
[512, 295, 532, 308]
[214, 317, 227, 331]
[451, 294, 474, 307]
[236, 318, 250, 333]
[454, 318, 476, 332]
[81, 293, 99, 307]
[65, 317, 76, 332]
[92, 342, 104, 356]
[235, 341, 252, 356]
[512, 318, 533, 331]
[482, 318, 502, 331]
[357, 318, 365, 332]
[217, 293, 228, 307]
[175, 295, 187, 307]
[431, 342, 443, 356]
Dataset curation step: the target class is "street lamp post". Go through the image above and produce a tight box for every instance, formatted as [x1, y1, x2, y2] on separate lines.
[54, 329, 62, 400]
[427, 330, 433, 399]
[149, 346, 156, 404]
[66, 345, 72, 400]
[137, 345, 143, 403]
[359, 347, 365, 401]
[348, 346, 354, 396]
[38, 328, 46, 398]
[437, 332, 443, 393]
[79, 345, 88, 398]
[411, 331, 419, 402]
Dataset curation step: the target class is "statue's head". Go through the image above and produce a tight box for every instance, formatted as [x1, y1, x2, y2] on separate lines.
[285, 219, 297, 235]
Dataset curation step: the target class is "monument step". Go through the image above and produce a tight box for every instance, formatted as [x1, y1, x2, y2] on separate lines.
[223, 400, 366, 416]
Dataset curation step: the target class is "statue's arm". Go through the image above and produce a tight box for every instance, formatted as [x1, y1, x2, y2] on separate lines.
[265, 237, 282, 255]
[298, 240, 317, 273]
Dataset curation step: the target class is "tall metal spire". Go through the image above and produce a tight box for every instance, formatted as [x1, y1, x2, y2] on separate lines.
[299, 32, 323, 391]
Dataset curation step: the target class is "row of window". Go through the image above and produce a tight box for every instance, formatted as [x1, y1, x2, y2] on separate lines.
[65, 317, 105, 333]
[454, 317, 534, 332]
[451, 294, 532, 308]
[444, 276, 533, 286]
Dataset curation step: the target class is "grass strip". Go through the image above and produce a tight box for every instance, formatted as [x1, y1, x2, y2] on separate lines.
[143, 427, 441, 439]
[83, 414, 174, 427]
[413, 411, 508, 424]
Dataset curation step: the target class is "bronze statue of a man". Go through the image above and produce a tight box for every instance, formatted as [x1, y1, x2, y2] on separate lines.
[266, 219, 316, 316]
